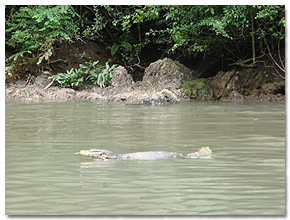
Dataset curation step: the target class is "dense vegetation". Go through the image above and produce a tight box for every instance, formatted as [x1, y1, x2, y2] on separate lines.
[5, 5, 285, 85]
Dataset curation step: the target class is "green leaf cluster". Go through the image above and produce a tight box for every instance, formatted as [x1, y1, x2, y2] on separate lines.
[48, 61, 118, 89]
[111, 42, 132, 56]
[85, 61, 118, 88]
[6, 5, 78, 65]
[48, 68, 84, 89]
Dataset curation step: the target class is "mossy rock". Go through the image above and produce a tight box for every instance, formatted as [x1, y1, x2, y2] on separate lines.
[180, 78, 213, 100]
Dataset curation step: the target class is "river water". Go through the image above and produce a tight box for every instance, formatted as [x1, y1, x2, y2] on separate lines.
[5, 101, 285, 215]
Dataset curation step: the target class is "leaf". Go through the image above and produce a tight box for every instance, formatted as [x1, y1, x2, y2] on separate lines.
[111, 44, 119, 55]
[105, 61, 110, 70]
[60, 5, 68, 14]
[92, 61, 99, 67]
[79, 64, 85, 69]
[47, 10, 53, 20]
[45, 78, 55, 89]
[120, 42, 132, 51]
[36, 55, 44, 65]
[97, 74, 105, 88]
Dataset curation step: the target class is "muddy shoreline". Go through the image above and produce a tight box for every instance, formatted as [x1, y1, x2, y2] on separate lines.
[5, 58, 285, 104]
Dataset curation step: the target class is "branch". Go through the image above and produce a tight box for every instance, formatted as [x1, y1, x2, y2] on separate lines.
[264, 39, 285, 73]
[250, 12, 256, 65]
[277, 39, 285, 70]
[229, 54, 264, 68]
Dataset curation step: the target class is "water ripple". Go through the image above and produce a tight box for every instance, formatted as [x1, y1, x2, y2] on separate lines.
[6, 101, 285, 215]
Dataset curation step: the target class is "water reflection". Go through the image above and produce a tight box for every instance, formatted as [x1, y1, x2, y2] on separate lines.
[80, 160, 119, 169]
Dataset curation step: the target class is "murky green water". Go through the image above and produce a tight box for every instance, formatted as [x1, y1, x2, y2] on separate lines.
[5, 101, 285, 215]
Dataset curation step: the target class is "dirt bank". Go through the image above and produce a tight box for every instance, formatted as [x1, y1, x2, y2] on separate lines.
[5, 59, 186, 104]
[5, 58, 285, 104]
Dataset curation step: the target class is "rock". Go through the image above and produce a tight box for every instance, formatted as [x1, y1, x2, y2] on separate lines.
[228, 91, 245, 102]
[210, 69, 271, 100]
[261, 81, 285, 95]
[142, 58, 198, 91]
[5, 59, 285, 104]
[245, 81, 285, 103]
[142, 93, 151, 105]
[180, 78, 213, 101]
[111, 66, 134, 90]
[143, 89, 179, 105]
[211, 70, 236, 99]
[151, 92, 163, 105]
[154, 89, 179, 104]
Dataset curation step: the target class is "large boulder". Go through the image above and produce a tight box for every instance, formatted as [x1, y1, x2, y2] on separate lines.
[142, 58, 198, 91]
[210, 69, 269, 100]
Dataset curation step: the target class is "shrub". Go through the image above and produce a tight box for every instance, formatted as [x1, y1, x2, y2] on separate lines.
[48, 68, 84, 89]
[85, 61, 118, 88]
[48, 61, 118, 89]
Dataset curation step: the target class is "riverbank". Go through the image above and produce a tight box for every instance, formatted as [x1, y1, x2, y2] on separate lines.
[5, 58, 285, 104]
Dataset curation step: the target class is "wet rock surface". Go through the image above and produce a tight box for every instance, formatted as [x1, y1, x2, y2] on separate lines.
[143, 89, 179, 105]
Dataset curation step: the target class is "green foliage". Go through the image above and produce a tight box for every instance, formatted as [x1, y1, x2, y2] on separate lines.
[254, 5, 285, 40]
[81, 6, 108, 40]
[150, 5, 284, 56]
[48, 60, 118, 89]
[111, 42, 132, 56]
[5, 5, 285, 78]
[85, 5, 284, 63]
[6, 5, 78, 65]
[80, 6, 161, 66]
[84, 61, 118, 87]
[48, 68, 84, 89]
